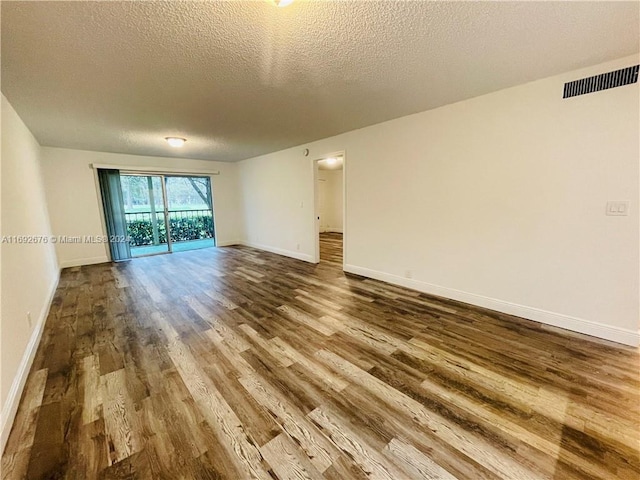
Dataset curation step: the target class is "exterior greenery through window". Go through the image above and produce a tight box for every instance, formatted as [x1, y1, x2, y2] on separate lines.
[120, 175, 215, 247]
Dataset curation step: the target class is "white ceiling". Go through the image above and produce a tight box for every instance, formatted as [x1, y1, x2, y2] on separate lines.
[2, 1, 638, 162]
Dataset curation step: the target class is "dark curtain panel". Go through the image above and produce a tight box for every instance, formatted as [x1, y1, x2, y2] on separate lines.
[98, 169, 131, 261]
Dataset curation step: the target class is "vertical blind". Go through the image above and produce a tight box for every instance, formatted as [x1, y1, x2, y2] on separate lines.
[97, 169, 131, 262]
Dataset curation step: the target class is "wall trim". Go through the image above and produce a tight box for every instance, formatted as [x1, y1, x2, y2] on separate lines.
[0, 270, 60, 453]
[59, 255, 109, 269]
[344, 264, 639, 347]
[240, 241, 314, 263]
[215, 240, 241, 247]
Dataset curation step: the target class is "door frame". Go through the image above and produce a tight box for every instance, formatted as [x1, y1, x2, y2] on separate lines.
[312, 150, 346, 267]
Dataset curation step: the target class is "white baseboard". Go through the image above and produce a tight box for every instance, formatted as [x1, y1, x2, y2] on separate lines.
[344, 264, 639, 347]
[240, 241, 314, 263]
[215, 240, 241, 247]
[324, 228, 343, 233]
[59, 255, 109, 269]
[0, 270, 60, 454]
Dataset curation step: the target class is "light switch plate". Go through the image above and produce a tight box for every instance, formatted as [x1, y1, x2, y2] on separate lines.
[606, 201, 629, 216]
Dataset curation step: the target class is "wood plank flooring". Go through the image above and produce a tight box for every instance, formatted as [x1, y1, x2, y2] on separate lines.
[2, 233, 639, 479]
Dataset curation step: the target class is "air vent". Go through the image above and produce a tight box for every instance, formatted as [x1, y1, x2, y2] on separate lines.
[563, 65, 638, 99]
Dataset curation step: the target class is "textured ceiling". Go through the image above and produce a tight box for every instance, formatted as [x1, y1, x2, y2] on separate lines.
[2, 1, 639, 162]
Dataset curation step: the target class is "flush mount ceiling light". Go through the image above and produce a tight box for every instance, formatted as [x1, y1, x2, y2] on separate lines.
[325, 157, 337, 165]
[165, 137, 186, 148]
[270, 0, 294, 7]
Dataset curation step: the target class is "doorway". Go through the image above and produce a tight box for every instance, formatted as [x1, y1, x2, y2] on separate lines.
[100, 170, 216, 260]
[313, 154, 344, 265]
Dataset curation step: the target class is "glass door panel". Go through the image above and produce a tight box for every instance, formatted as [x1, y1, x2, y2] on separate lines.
[120, 174, 170, 257]
[164, 176, 215, 252]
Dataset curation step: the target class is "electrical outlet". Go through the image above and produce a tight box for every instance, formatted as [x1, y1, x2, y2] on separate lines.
[27, 311, 32, 328]
[405, 270, 413, 279]
[296, 243, 300, 251]
[606, 201, 629, 216]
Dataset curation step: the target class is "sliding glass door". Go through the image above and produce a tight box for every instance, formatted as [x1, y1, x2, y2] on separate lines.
[109, 173, 215, 258]
[164, 176, 215, 253]
[120, 174, 170, 257]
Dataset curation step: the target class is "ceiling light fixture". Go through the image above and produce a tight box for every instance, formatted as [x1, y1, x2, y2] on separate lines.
[325, 157, 337, 165]
[165, 137, 186, 148]
[270, 0, 294, 7]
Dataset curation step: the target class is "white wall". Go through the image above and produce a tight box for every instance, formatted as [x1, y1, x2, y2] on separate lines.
[41, 147, 243, 268]
[237, 55, 640, 346]
[238, 151, 314, 261]
[1, 95, 59, 447]
[318, 169, 343, 233]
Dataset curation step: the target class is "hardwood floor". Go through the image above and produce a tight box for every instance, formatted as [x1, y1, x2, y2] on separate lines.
[2, 233, 638, 479]
[319, 232, 343, 264]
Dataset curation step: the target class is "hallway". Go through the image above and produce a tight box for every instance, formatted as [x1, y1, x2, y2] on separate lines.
[319, 232, 342, 265]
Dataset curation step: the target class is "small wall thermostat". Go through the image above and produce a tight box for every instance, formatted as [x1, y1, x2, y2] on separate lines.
[303, 149, 309, 156]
